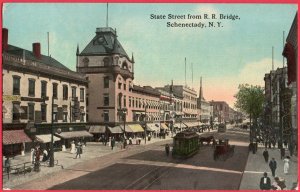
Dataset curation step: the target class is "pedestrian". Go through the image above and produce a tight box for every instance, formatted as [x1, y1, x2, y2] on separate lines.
[129, 136, 133, 145]
[269, 157, 277, 177]
[30, 148, 35, 164]
[4, 157, 11, 174]
[263, 149, 269, 163]
[75, 142, 82, 159]
[42, 148, 48, 162]
[283, 140, 288, 149]
[111, 137, 115, 150]
[283, 156, 290, 174]
[260, 172, 271, 190]
[273, 177, 286, 190]
[165, 144, 170, 156]
[280, 148, 285, 160]
[104, 136, 108, 146]
[138, 137, 141, 145]
[70, 140, 76, 154]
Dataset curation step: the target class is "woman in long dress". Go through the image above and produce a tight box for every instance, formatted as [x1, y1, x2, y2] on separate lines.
[70, 141, 76, 154]
[283, 156, 290, 174]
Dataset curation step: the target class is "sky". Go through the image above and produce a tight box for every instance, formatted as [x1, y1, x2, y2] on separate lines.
[2, 3, 297, 108]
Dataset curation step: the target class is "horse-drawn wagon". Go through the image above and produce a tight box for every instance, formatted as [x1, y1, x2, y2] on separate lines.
[213, 139, 235, 161]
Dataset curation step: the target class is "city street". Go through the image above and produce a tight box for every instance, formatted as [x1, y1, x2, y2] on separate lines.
[13, 126, 250, 190]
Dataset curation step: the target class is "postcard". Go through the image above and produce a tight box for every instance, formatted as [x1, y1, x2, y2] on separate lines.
[1, 2, 298, 190]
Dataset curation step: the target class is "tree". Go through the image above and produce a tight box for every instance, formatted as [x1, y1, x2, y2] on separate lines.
[234, 84, 264, 142]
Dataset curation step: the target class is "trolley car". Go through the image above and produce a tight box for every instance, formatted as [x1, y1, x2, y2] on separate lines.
[172, 130, 199, 158]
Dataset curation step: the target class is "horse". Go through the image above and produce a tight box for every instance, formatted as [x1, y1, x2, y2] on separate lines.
[199, 136, 214, 146]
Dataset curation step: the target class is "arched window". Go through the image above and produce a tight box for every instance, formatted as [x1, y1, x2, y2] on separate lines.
[103, 57, 110, 67]
[122, 61, 128, 70]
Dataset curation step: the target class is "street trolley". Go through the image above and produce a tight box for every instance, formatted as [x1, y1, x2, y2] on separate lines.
[172, 130, 199, 158]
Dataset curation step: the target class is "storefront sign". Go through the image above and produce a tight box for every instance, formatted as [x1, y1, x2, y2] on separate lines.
[3, 95, 21, 101]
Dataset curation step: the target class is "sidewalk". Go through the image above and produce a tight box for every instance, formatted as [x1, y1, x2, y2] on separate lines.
[239, 146, 298, 190]
[3, 128, 218, 190]
[2, 134, 173, 189]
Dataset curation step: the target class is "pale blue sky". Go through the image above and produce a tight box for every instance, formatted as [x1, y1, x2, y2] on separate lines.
[3, 3, 297, 106]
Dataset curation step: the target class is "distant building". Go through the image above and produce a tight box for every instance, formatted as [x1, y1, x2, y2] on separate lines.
[197, 77, 212, 123]
[210, 101, 230, 123]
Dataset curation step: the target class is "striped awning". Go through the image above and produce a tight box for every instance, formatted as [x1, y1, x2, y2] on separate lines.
[173, 123, 187, 129]
[108, 126, 123, 134]
[89, 125, 106, 133]
[35, 134, 61, 143]
[128, 124, 144, 132]
[55, 131, 93, 139]
[3, 130, 32, 145]
[120, 125, 133, 132]
[160, 123, 169, 130]
[146, 123, 160, 132]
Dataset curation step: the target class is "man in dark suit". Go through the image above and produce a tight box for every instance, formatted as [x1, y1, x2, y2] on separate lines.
[269, 158, 277, 177]
[260, 172, 271, 190]
[263, 149, 269, 163]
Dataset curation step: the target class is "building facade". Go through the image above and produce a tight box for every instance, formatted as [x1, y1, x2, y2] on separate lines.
[2, 28, 89, 156]
[210, 101, 230, 123]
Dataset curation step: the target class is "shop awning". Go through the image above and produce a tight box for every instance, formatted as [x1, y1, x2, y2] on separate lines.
[35, 134, 61, 143]
[128, 124, 144, 132]
[89, 125, 106, 133]
[146, 123, 160, 132]
[160, 123, 169, 130]
[173, 123, 187, 129]
[3, 130, 32, 145]
[120, 125, 133, 132]
[108, 126, 123, 134]
[55, 131, 93, 139]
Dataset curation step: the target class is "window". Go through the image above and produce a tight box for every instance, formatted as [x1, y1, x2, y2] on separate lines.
[123, 84, 126, 90]
[28, 79, 35, 96]
[104, 76, 109, 88]
[41, 81, 47, 98]
[63, 105, 68, 122]
[53, 105, 58, 122]
[13, 76, 21, 95]
[118, 83, 122, 89]
[103, 110, 109, 122]
[63, 85, 68, 100]
[53, 83, 58, 99]
[28, 103, 35, 121]
[80, 88, 85, 102]
[129, 97, 131, 107]
[12, 102, 21, 121]
[72, 87, 77, 99]
[132, 97, 135, 108]
[123, 95, 126, 107]
[80, 107, 85, 122]
[41, 104, 47, 122]
[104, 94, 109, 106]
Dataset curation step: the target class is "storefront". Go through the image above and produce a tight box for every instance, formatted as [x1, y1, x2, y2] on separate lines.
[89, 125, 106, 141]
[55, 130, 93, 148]
[3, 130, 32, 157]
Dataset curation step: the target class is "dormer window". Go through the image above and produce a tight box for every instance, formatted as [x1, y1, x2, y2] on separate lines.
[83, 57, 89, 67]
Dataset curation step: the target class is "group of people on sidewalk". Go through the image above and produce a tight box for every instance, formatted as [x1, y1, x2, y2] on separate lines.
[260, 148, 293, 190]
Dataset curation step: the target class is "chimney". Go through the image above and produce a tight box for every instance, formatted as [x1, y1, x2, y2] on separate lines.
[2, 28, 8, 51]
[32, 43, 41, 59]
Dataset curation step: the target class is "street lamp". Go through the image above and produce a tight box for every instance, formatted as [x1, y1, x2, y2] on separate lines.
[144, 105, 148, 144]
[118, 108, 127, 148]
[49, 95, 55, 167]
[41, 96, 54, 167]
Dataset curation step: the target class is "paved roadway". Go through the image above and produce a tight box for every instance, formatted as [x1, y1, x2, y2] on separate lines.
[15, 126, 251, 190]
